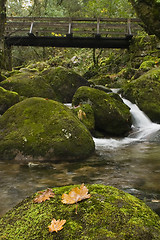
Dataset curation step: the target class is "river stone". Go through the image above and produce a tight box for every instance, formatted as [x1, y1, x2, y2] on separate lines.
[42, 66, 89, 103]
[0, 97, 95, 161]
[0, 72, 57, 100]
[121, 67, 160, 123]
[0, 184, 159, 239]
[72, 86, 131, 136]
[0, 86, 20, 114]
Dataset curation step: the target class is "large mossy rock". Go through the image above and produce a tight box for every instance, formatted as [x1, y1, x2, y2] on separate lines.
[0, 97, 95, 161]
[0, 184, 160, 239]
[0, 87, 20, 114]
[72, 86, 131, 136]
[0, 72, 57, 100]
[42, 66, 89, 103]
[121, 67, 160, 122]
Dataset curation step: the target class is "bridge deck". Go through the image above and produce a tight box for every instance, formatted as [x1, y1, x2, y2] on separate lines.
[4, 17, 142, 48]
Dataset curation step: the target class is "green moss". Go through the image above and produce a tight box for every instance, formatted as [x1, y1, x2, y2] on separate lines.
[139, 60, 156, 71]
[72, 86, 131, 136]
[0, 97, 95, 161]
[0, 184, 160, 239]
[0, 87, 20, 114]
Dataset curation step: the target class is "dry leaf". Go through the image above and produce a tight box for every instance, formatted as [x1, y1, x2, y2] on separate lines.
[34, 188, 55, 203]
[48, 218, 66, 233]
[61, 183, 91, 204]
[78, 109, 86, 120]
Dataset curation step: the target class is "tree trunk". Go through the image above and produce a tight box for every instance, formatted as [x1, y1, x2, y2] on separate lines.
[0, 0, 7, 70]
[129, 0, 160, 39]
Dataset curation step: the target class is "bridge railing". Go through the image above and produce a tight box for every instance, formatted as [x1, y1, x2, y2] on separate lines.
[5, 17, 142, 38]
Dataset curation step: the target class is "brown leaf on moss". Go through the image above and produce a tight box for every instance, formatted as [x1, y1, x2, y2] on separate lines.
[48, 218, 66, 233]
[33, 188, 55, 203]
[78, 109, 86, 120]
[61, 183, 91, 204]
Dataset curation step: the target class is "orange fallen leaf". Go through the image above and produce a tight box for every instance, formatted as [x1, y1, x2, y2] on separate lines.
[48, 218, 66, 233]
[78, 109, 86, 120]
[61, 183, 91, 205]
[33, 188, 55, 203]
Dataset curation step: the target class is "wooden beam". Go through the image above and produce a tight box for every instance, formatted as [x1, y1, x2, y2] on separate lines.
[5, 35, 133, 49]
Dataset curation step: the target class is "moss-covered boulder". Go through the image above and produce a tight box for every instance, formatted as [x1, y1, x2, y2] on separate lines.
[0, 72, 57, 100]
[0, 97, 95, 161]
[72, 86, 131, 136]
[121, 67, 160, 122]
[0, 184, 160, 239]
[42, 66, 89, 103]
[88, 74, 112, 86]
[0, 87, 20, 114]
[72, 103, 95, 132]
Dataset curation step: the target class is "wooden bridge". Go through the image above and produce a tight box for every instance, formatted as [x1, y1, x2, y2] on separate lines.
[4, 17, 142, 49]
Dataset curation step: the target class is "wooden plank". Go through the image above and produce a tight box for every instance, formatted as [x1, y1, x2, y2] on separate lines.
[6, 21, 129, 28]
[6, 16, 141, 23]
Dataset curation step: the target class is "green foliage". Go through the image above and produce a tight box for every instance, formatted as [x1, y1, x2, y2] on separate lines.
[7, 0, 65, 17]
[83, 0, 135, 18]
[7, 0, 135, 18]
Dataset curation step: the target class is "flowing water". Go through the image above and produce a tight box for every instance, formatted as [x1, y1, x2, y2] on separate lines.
[0, 96, 160, 217]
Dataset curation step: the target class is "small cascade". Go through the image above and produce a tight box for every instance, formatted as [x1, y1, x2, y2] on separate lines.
[123, 98, 160, 140]
[123, 99, 151, 128]
[94, 90, 160, 149]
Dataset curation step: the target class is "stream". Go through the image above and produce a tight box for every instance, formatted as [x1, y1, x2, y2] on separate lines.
[0, 95, 160, 217]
